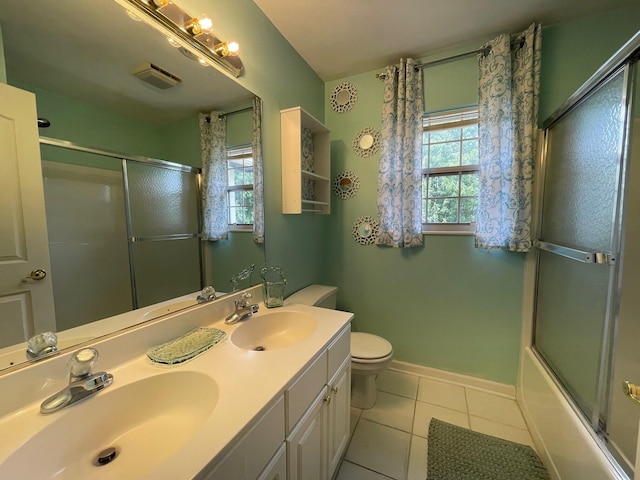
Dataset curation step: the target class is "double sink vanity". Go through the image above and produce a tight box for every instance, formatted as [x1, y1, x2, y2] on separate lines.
[0, 286, 353, 479]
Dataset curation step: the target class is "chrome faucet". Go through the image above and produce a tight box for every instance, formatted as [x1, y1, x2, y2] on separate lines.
[225, 292, 259, 324]
[26, 332, 58, 360]
[197, 285, 217, 303]
[40, 348, 113, 415]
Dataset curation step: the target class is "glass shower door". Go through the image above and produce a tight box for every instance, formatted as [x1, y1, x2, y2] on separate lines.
[533, 66, 628, 430]
[124, 160, 202, 308]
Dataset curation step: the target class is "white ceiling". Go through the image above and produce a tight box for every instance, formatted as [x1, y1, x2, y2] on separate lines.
[253, 0, 636, 81]
[0, 0, 254, 125]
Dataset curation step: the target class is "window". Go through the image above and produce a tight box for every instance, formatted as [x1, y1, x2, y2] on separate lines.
[227, 145, 254, 227]
[422, 108, 479, 233]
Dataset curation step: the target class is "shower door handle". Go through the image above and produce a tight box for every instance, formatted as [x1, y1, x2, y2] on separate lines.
[623, 381, 640, 405]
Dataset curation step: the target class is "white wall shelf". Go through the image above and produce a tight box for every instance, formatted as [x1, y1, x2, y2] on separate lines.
[281, 106, 331, 214]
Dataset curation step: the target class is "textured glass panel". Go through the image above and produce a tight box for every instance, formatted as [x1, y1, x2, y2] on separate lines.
[133, 238, 201, 308]
[127, 162, 199, 236]
[535, 251, 611, 418]
[541, 70, 625, 252]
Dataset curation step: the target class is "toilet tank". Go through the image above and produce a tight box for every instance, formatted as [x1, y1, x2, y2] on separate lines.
[284, 284, 338, 309]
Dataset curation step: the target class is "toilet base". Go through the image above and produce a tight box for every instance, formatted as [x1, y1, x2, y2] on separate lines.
[351, 372, 378, 409]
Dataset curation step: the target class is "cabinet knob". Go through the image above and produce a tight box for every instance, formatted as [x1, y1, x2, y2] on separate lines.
[331, 385, 339, 394]
[324, 395, 332, 405]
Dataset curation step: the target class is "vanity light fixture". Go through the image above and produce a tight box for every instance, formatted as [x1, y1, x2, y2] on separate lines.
[117, 0, 243, 77]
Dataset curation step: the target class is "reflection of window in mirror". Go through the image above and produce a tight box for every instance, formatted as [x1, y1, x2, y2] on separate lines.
[227, 145, 254, 229]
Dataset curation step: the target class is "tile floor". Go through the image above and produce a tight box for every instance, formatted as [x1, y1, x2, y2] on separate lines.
[335, 369, 535, 480]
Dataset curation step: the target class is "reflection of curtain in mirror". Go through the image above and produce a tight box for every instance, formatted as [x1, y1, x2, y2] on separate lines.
[252, 97, 265, 244]
[200, 112, 228, 240]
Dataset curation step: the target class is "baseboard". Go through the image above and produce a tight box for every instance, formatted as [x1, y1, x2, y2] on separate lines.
[388, 360, 516, 398]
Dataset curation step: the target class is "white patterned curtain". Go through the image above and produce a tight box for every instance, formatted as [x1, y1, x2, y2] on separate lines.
[199, 111, 228, 241]
[252, 97, 265, 244]
[376, 57, 424, 248]
[475, 23, 541, 252]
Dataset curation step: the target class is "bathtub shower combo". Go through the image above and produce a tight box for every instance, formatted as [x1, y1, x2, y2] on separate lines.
[521, 33, 640, 479]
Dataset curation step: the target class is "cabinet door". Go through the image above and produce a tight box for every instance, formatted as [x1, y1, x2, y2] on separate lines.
[257, 443, 287, 480]
[287, 388, 328, 480]
[327, 357, 351, 476]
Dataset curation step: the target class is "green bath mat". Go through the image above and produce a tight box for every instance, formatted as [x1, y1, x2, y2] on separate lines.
[426, 419, 550, 480]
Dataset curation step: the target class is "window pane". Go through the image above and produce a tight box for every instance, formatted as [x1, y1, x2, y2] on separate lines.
[428, 174, 459, 198]
[230, 206, 253, 225]
[460, 197, 478, 223]
[244, 167, 254, 184]
[462, 124, 478, 139]
[228, 158, 244, 169]
[461, 140, 478, 166]
[427, 198, 459, 223]
[430, 128, 461, 143]
[460, 172, 479, 196]
[429, 142, 460, 168]
[422, 197, 428, 224]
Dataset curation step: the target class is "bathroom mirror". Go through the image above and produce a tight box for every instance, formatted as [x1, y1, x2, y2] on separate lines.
[0, 0, 265, 373]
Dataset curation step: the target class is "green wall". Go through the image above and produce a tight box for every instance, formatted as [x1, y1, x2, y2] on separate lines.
[184, 0, 329, 293]
[322, 6, 640, 385]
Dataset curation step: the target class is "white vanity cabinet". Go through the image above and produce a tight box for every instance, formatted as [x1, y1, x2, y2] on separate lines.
[281, 106, 331, 215]
[201, 396, 285, 480]
[286, 325, 351, 480]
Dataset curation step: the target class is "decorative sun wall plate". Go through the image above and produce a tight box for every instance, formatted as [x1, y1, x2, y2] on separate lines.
[353, 127, 381, 157]
[333, 171, 360, 200]
[330, 82, 358, 113]
[352, 216, 379, 245]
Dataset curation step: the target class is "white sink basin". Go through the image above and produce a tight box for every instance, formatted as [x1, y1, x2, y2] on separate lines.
[231, 310, 318, 351]
[0, 371, 218, 479]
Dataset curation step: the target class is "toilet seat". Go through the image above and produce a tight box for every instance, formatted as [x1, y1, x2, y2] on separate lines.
[351, 332, 393, 364]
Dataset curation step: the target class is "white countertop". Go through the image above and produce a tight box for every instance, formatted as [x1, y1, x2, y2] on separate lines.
[0, 290, 352, 480]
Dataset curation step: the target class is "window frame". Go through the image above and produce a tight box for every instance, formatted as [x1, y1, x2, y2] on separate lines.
[226, 144, 254, 232]
[421, 108, 479, 235]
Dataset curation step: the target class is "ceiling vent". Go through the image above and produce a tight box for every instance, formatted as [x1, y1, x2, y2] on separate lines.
[132, 63, 182, 89]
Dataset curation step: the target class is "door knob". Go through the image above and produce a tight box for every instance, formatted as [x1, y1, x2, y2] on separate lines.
[20, 269, 47, 283]
[623, 381, 640, 405]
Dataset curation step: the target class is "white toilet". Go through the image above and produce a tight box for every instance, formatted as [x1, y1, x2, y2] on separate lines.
[285, 284, 393, 409]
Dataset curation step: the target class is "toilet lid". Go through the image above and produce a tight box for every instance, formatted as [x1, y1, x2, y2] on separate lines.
[351, 332, 393, 360]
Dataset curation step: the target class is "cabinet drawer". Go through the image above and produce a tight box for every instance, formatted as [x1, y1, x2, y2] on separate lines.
[286, 350, 328, 433]
[203, 396, 285, 480]
[327, 325, 350, 381]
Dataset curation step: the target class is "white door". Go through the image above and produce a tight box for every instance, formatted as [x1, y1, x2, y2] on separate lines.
[0, 83, 55, 347]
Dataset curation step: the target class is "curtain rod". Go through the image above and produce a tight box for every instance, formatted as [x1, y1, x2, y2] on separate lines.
[205, 106, 254, 123]
[375, 47, 489, 79]
[374, 34, 526, 79]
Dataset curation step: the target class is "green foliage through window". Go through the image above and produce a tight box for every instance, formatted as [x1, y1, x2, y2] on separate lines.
[227, 146, 254, 225]
[422, 110, 479, 228]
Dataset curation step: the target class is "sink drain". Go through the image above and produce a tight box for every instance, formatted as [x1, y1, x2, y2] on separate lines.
[95, 447, 118, 466]
[254, 345, 266, 351]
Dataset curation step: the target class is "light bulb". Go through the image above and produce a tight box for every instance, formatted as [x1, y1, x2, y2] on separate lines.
[197, 15, 213, 31]
[227, 42, 239, 55]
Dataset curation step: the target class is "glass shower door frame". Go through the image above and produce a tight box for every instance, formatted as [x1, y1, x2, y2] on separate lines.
[532, 62, 635, 460]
